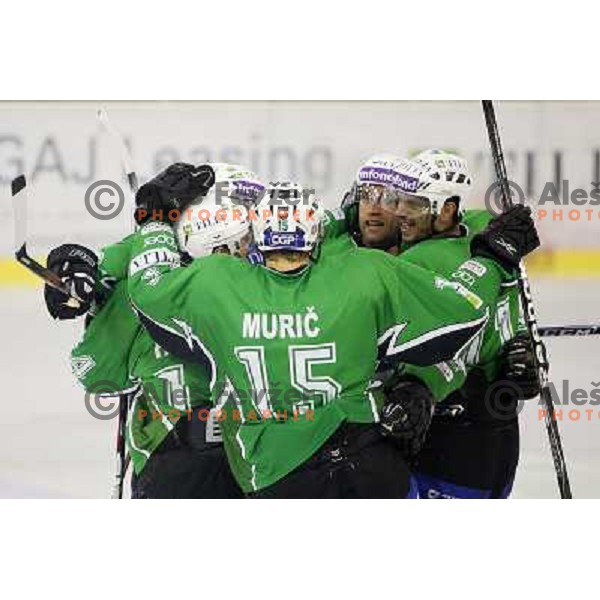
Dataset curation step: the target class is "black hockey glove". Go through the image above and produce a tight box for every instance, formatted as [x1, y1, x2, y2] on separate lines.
[134, 162, 215, 226]
[498, 332, 543, 400]
[471, 205, 540, 271]
[44, 244, 98, 320]
[379, 377, 434, 458]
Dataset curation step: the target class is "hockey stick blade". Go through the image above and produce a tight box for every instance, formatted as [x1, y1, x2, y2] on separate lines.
[11, 174, 28, 255]
[97, 107, 139, 194]
[11, 176, 82, 308]
[11, 174, 26, 196]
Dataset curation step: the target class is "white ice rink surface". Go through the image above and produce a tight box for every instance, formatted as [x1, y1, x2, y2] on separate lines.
[0, 278, 598, 498]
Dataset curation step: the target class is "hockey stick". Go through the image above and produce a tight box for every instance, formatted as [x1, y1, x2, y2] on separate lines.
[97, 107, 139, 499]
[482, 100, 572, 498]
[540, 325, 600, 337]
[97, 107, 139, 231]
[111, 392, 132, 499]
[11, 175, 83, 307]
[97, 107, 139, 193]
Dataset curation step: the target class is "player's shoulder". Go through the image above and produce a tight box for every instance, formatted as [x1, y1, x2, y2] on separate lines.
[99, 232, 140, 279]
[320, 207, 348, 242]
[188, 253, 252, 277]
[400, 227, 471, 265]
[462, 209, 493, 236]
[323, 207, 345, 225]
[344, 245, 401, 274]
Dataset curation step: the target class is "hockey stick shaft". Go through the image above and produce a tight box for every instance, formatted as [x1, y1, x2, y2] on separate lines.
[111, 394, 130, 499]
[97, 109, 140, 497]
[97, 107, 139, 232]
[482, 100, 572, 499]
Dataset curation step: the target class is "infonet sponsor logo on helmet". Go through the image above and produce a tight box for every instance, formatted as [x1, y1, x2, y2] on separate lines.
[358, 167, 419, 192]
[232, 180, 265, 200]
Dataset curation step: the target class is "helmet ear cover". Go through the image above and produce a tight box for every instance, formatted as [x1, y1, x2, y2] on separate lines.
[440, 195, 462, 225]
[341, 186, 361, 242]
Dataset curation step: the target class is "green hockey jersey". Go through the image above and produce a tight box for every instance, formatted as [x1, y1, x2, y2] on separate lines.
[70, 233, 214, 475]
[127, 221, 493, 492]
[399, 209, 524, 402]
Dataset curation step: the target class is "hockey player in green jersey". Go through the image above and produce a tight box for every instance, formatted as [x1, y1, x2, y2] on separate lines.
[344, 150, 540, 498]
[44, 164, 265, 498]
[123, 162, 523, 498]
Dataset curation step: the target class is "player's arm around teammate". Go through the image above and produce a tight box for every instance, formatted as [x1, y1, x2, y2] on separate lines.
[42, 163, 266, 498]
[123, 162, 502, 498]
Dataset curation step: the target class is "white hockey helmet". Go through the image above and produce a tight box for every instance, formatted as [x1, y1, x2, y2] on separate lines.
[251, 182, 324, 253]
[175, 163, 263, 257]
[209, 163, 266, 208]
[355, 154, 422, 194]
[352, 154, 434, 211]
[412, 149, 473, 217]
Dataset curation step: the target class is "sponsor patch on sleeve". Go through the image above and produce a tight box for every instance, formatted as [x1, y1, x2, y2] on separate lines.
[130, 249, 180, 276]
[460, 259, 487, 278]
[435, 276, 483, 310]
[141, 222, 173, 236]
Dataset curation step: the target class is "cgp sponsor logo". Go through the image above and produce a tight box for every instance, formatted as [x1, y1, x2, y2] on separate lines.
[270, 233, 296, 246]
[358, 167, 419, 192]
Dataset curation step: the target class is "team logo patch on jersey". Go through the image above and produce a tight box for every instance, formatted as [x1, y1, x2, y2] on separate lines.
[460, 260, 487, 278]
[142, 267, 162, 286]
[71, 355, 96, 379]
